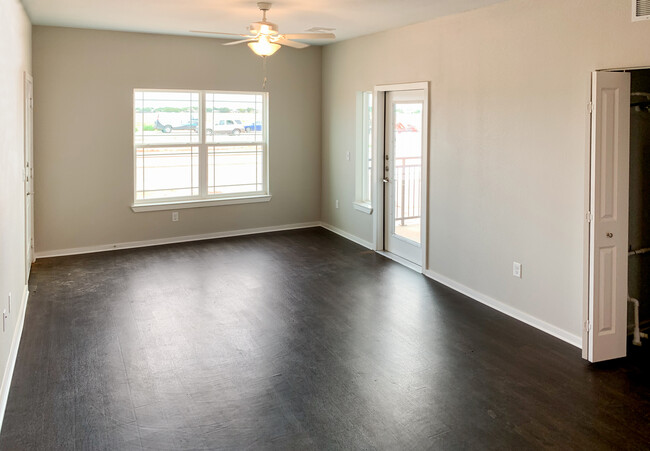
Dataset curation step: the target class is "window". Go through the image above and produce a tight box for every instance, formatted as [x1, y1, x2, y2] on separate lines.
[354, 91, 373, 214]
[133, 90, 269, 211]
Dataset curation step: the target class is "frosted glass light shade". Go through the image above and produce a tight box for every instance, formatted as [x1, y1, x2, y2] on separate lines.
[248, 36, 281, 56]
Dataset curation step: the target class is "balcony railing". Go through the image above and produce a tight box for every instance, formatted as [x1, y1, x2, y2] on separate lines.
[394, 156, 421, 225]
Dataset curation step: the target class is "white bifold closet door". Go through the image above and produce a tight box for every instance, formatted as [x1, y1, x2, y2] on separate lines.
[588, 71, 630, 362]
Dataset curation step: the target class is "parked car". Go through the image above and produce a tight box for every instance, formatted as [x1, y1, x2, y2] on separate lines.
[155, 117, 199, 133]
[244, 121, 263, 133]
[395, 122, 418, 133]
[213, 119, 243, 136]
[173, 119, 199, 132]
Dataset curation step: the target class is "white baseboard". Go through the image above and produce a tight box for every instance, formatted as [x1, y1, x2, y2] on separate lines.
[0, 285, 29, 434]
[423, 269, 582, 349]
[35, 222, 321, 259]
[34, 222, 581, 351]
[319, 222, 374, 249]
[319, 225, 580, 349]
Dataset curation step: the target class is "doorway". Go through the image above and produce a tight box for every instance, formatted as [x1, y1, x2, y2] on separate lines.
[24, 72, 34, 282]
[373, 82, 429, 270]
[586, 68, 650, 362]
[627, 69, 650, 356]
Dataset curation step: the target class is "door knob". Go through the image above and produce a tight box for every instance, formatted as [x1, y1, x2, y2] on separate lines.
[382, 178, 389, 183]
[606, 232, 613, 238]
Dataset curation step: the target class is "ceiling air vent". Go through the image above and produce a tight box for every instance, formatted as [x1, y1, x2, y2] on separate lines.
[633, 0, 650, 21]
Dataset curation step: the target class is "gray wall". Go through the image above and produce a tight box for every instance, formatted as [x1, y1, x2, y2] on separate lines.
[321, 0, 650, 340]
[0, 0, 31, 409]
[32, 26, 322, 253]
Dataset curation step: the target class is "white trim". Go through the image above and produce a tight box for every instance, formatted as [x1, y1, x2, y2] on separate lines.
[352, 201, 373, 214]
[597, 64, 650, 72]
[424, 269, 582, 348]
[632, 0, 650, 21]
[582, 73, 594, 360]
[0, 286, 29, 434]
[131, 194, 272, 212]
[373, 82, 430, 268]
[320, 222, 374, 249]
[375, 82, 429, 92]
[371, 88, 385, 251]
[133, 88, 269, 206]
[355, 91, 373, 208]
[376, 250, 422, 273]
[35, 222, 320, 259]
[24, 72, 34, 285]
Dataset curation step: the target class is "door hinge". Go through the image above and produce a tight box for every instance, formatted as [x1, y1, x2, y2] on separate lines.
[586, 211, 593, 223]
[587, 102, 594, 114]
[584, 320, 592, 332]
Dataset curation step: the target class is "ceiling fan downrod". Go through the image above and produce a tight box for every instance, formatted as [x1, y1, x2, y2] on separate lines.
[258, 2, 272, 22]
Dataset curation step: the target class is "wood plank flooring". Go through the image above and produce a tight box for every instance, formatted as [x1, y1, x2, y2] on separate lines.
[1, 227, 648, 449]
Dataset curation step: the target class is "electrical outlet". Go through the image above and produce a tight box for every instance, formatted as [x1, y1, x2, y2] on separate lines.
[335, 200, 339, 209]
[172, 211, 179, 222]
[346, 151, 351, 161]
[513, 261, 522, 278]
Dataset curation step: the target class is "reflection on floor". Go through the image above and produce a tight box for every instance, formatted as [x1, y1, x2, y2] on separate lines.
[2, 228, 649, 449]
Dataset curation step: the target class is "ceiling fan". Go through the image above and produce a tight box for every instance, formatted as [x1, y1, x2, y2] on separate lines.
[191, 2, 336, 57]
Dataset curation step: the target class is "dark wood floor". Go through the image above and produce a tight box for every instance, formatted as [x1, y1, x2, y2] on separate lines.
[1, 228, 648, 450]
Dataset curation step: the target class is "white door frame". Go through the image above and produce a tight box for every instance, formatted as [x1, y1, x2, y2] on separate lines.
[583, 67, 640, 361]
[24, 72, 34, 283]
[372, 82, 429, 272]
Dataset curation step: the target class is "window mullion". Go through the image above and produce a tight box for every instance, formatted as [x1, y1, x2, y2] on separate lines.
[134, 89, 268, 204]
[199, 91, 208, 197]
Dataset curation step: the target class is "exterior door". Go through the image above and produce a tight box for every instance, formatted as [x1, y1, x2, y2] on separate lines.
[384, 90, 425, 265]
[587, 71, 630, 362]
[25, 73, 34, 282]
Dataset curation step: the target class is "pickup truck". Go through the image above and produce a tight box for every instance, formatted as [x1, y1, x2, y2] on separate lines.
[211, 119, 244, 136]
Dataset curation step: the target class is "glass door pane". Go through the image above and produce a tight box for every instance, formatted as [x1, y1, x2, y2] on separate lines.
[392, 102, 422, 244]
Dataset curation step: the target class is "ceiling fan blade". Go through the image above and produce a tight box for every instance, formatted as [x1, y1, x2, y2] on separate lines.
[274, 37, 309, 49]
[306, 27, 336, 32]
[190, 30, 251, 37]
[222, 38, 257, 46]
[282, 33, 336, 40]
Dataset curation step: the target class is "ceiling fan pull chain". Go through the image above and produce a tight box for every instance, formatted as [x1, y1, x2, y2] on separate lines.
[262, 55, 268, 90]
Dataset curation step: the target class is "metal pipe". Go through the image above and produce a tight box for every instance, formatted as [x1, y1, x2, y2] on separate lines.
[629, 247, 650, 256]
[628, 296, 648, 346]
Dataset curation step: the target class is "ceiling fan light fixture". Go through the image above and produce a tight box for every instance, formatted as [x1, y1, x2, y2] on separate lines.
[259, 24, 271, 34]
[248, 36, 281, 56]
[192, 2, 335, 59]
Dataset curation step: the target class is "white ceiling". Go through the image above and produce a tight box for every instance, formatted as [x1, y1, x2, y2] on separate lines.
[21, 0, 508, 43]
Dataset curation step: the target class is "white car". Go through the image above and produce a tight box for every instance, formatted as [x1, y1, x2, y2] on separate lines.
[209, 119, 244, 136]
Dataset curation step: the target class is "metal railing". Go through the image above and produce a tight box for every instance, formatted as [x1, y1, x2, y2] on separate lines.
[394, 156, 421, 225]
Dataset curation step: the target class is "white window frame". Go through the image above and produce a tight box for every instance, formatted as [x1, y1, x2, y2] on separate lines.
[131, 89, 271, 212]
[354, 91, 373, 214]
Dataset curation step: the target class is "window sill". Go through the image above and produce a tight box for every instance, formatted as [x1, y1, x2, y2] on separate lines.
[353, 201, 373, 214]
[131, 194, 272, 212]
